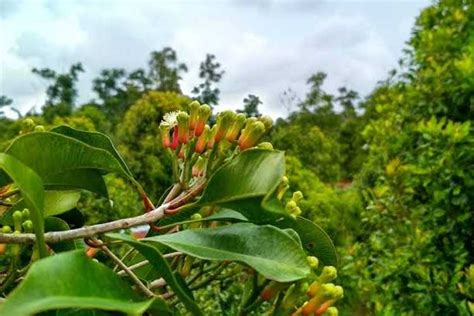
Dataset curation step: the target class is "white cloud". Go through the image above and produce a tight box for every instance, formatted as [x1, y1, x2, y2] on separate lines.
[0, 0, 429, 118]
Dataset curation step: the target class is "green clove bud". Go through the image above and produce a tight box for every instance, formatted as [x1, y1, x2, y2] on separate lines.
[22, 220, 34, 233]
[12, 211, 23, 232]
[225, 113, 246, 141]
[195, 104, 212, 136]
[258, 115, 273, 131]
[257, 142, 274, 150]
[319, 266, 338, 283]
[238, 121, 265, 150]
[2, 225, 12, 234]
[188, 101, 201, 130]
[176, 112, 190, 144]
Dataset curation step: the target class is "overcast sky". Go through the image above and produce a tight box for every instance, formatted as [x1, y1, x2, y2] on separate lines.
[0, 0, 429, 118]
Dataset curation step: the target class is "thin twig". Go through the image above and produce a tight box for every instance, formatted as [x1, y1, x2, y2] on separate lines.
[0, 203, 170, 244]
[117, 252, 183, 276]
[113, 247, 136, 272]
[149, 278, 167, 289]
[94, 238, 155, 298]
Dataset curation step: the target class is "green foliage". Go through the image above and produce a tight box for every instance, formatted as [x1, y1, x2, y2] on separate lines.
[108, 233, 202, 315]
[272, 126, 342, 182]
[145, 223, 311, 282]
[344, 117, 474, 314]
[0, 153, 47, 257]
[0, 119, 340, 315]
[0, 251, 156, 315]
[285, 156, 363, 247]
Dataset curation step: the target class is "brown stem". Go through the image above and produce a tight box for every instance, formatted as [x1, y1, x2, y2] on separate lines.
[0, 203, 169, 244]
[94, 238, 155, 298]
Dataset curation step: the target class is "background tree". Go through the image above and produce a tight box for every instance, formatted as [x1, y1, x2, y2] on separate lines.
[192, 54, 225, 106]
[148, 47, 188, 92]
[0, 95, 13, 118]
[238, 94, 262, 117]
[32, 63, 84, 122]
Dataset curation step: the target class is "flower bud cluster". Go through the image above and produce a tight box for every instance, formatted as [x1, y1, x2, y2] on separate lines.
[20, 118, 45, 135]
[293, 266, 342, 316]
[6, 208, 34, 234]
[1, 208, 34, 256]
[160, 102, 272, 154]
[158, 101, 273, 186]
[286, 191, 304, 218]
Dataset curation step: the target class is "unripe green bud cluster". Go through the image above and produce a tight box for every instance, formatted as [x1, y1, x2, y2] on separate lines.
[286, 190, 304, 217]
[11, 208, 33, 233]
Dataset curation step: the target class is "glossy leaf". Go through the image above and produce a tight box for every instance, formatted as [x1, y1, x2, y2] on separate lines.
[0, 153, 48, 258]
[199, 149, 285, 205]
[158, 149, 338, 266]
[106, 233, 203, 316]
[51, 126, 133, 178]
[275, 217, 338, 267]
[205, 208, 248, 222]
[159, 149, 286, 225]
[0, 251, 156, 315]
[0, 132, 133, 195]
[145, 223, 311, 282]
[45, 169, 108, 198]
[44, 190, 81, 216]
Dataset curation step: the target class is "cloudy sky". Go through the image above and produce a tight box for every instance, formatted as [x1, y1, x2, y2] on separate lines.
[0, 0, 429, 118]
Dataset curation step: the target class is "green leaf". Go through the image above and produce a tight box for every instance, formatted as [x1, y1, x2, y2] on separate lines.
[159, 149, 286, 226]
[0, 153, 48, 258]
[45, 169, 108, 198]
[106, 233, 203, 316]
[206, 208, 248, 222]
[199, 149, 285, 205]
[44, 217, 77, 252]
[0, 251, 157, 315]
[44, 190, 81, 217]
[275, 217, 338, 267]
[0, 132, 134, 195]
[145, 223, 311, 282]
[51, 126, 133, 178]
[158, 149, 338, 267]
